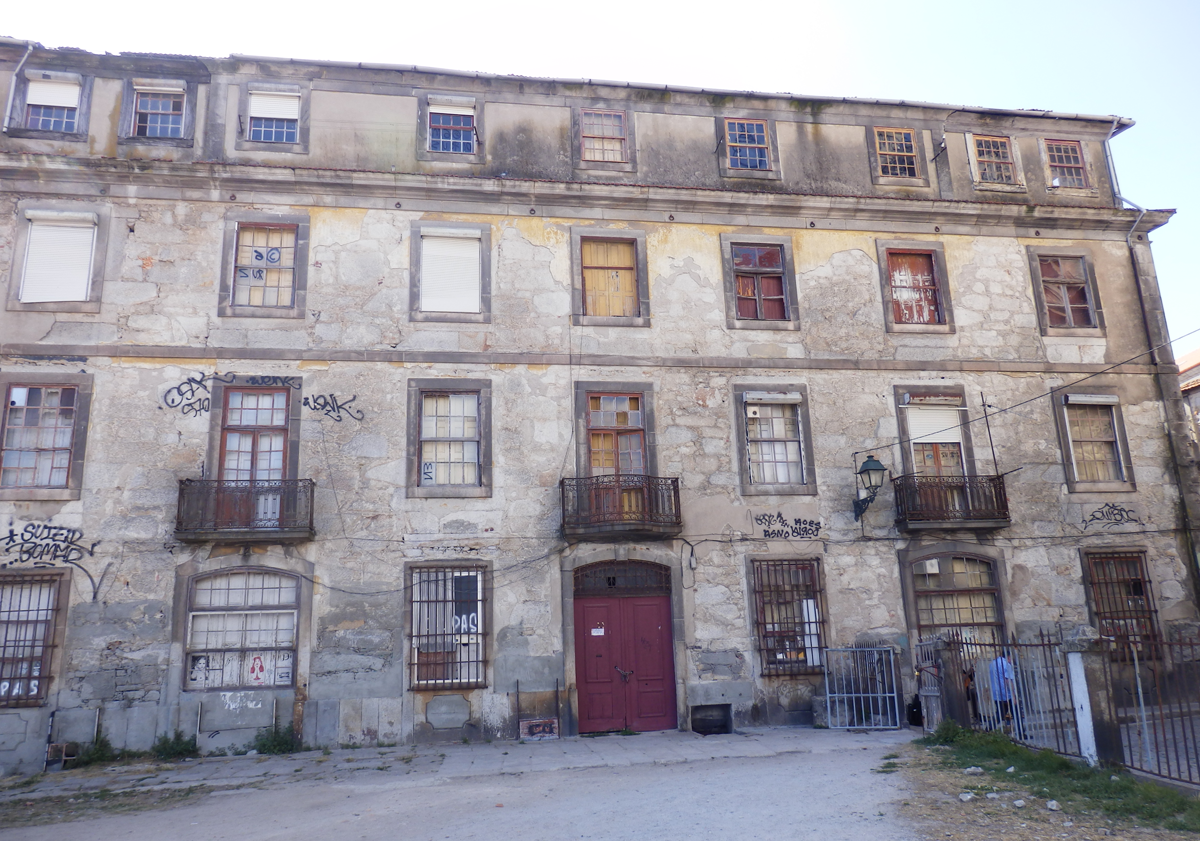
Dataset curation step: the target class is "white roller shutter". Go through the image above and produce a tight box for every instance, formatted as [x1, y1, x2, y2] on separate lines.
[421, 235, 481, 313]
[428, 94, 475, 116]
[26, 80, 80, 108]
[20, 217, 96, 303]
[248, 93, 300, 120]
[905, 406, 963, 445]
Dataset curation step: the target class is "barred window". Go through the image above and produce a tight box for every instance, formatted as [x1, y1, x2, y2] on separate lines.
[1, 385, 77, 489]
[185, 570, 298, 690]
[974, 136, 1017, 184]
[232, 225, 297, 308]
[134, 92, 184, 138]
[0, 574, 63, 707]
[876, 128, 918, 177]
[581, 239, 638, 317]
[752, 560, 824, 675]
[410, 566, 486, 689]
[1085, 552, 1158, 645]
[746, 402, 803, 485]
[1046, 140, 1087, 188]
[912, 556, 1001, 644]
[726, 119, 770, 170]
[581, 110, 627, 162]
[420, 393, 480, 486]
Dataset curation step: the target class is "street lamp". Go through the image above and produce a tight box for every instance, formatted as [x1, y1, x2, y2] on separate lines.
[853, 455, 887, 521]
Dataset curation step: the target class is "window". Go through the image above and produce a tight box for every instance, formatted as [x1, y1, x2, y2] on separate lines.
[407, 379, 492, 498]
[409, 566, 487, 689]
[236, 83, 308, 153]
[134, 89, 184, 138]
[581, 110, 627, 162]
[249, 92, 299, 143]
[6, 70, 90, 139]
[218, 211, 310, 318]
[874, 240, 953, 333]
[0, 373, 93, 501]
[751, 560, 825, 675]
[726, 119, 769, 170]
[570, 227, 649, 326]
[1026, 248, 1102, 336]
[1055, 392, 1135, 492]
[417, 93, 484, 163]
[734, 385, 816, 495]
[409, 222, 492, 323]
[24, 78, 80, 131]
[967, 134, 1025, 190]
[118, 78, 196, 146]
[875, 128, 918, 177]
[1084, 552, 1158, 646]
[430, 112, 474, 154]
[232, 225, 297, 308]
[572, 381, 659, 481]
[16, 210, 97, 304]
[1045, 140, 1087, 188]
[0, 572, 67, 707]
[911, 555, 1002, 643]
[719, 234, 799, 330]
[185, 570, 298, 690]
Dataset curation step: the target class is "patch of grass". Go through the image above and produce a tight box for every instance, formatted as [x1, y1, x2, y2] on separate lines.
[881, 752, 901, 760]
[152, 730, 199, 760]
[248, 723, 302, 755]
[874, 760, 902, 774]
[919, 721, 1200, 832]
[617, 728, 638, 736]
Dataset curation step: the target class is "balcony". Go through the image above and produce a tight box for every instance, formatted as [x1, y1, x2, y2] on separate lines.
[892, 474, 1010, 530]
[561, 475, 683, 540]
[175, 479, 316, 543]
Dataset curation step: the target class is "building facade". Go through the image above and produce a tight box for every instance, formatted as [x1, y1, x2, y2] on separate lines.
[1, 38, 1198, 774]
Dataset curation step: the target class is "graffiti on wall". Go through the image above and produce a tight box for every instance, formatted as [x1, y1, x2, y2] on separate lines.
[1084, 503, 1142, 530]
[1, 522, 102, 596]
[752, 512, 822, 540]
[303, 393, 364, 422]
[162, 372, 236, 416]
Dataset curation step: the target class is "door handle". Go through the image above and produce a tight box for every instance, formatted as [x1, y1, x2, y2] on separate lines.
[614, 666, 633, 683]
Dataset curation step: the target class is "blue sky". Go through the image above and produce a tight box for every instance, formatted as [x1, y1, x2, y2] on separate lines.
[6, 0, 1197, 356]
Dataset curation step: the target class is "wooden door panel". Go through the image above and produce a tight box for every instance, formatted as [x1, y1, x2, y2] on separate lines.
[575, 598, 625, 732]
[624, 596, 677, 731]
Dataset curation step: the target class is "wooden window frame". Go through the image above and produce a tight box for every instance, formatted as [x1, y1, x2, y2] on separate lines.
[572, 107, 637, 173]
[909, 555, 1004, 643]
[218, 211, 310, 319]
[580, 109, 628, 162]
[733, 383, 817, 496]
[1053, 389, 1135, 493]
[406, 378, 493, 499]
[966, 133, 1026, 192]
[1044, 139, 1088, 189]
[1026, 246, 1104, 337]
[871, 127, 925, 180]
[715, 116, 781, 181]
[569, 227, 650, 326]
[203, 374, 303, 483]
[0, 373, 93, 502]
[416, 92, 485, 164]
[230, 223, 300, 310]
[893, 386, 976, 476]
[573, 381, 658, 477]
[750, 559, 826, 677]
[0, 570, 70, 708]
[118, 78, 197, 147]
[407, 563, 490, 691]
[719, 234, 799, 331]
[874, 240, 954, 334]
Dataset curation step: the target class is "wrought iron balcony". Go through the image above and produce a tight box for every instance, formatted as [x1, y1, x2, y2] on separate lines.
[892, 474, 1010, 530]
[561, 474, 682, 540]
[175, 479, 316, 543]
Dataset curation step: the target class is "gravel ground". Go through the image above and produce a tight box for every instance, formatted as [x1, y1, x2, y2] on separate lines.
[898, 742, 1198, 841]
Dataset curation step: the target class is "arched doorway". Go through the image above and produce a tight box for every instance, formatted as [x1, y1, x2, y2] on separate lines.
[573, 561, 677, 733]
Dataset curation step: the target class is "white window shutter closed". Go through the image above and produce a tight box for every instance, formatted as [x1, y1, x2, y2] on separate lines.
[905, 407, 963, 445]
[26, 80, 80, 108]
[421, 236, 481, 313]
[21, 222, 96, 303]
[248, 93, 300, 119]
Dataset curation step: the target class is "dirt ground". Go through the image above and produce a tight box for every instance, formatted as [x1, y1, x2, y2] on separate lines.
[898, 742, 1198, 841]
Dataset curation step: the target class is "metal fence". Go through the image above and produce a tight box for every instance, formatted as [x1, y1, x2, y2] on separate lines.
[1102, 637, 1200, 784]
[824, 647, 901, 729]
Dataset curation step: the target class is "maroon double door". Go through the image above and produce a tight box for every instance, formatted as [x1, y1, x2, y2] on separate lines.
[575, 592, 677, 733]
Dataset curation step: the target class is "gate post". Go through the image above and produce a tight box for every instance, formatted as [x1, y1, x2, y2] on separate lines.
[1062, 626, 1122, 765]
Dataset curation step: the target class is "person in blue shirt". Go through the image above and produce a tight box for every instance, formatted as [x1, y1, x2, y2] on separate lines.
[988, 652, 1025, 737]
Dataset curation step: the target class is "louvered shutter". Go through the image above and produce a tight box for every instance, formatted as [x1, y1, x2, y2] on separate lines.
[20, 215, 97, 303]
[421, 235, 481, 313]
[905, 407, 963, 445]
[26, 80, 80, 108]
[248, 93, 300, 119]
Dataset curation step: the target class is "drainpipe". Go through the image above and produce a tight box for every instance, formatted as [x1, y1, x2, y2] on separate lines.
[2, 41, 36, 135]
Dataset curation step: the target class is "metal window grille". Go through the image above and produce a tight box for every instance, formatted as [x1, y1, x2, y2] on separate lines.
[574, 561, 671, 597]
[0, 574, 61, 707]
[25, 104, 76, 132]
[581, 110, 627, 162]
[752, 560, 825, 676]
[876, 128, 918, 177]
[1086, 552, 1159, 646]
[912, 556, 1002, 644]
[429, 112, 475, 154]
[410, 567, 486, 689]
[887, 251, 941, 324]
[233, 225, 297, 308]
[732, 245, 786, 320]
[974, 136, 1016, 183]
[249, 117, 297, 143]
[1066, 404, 1123, 482]
[726, 119, 769, 170]
[1039, 256, 1093, 327]
[1, 385, 77, 489]
[185, 570, 298, 690]
[420, 393, 480, 486]
[581, 239, 638, 317]
[746, 403, 803, 484]
[1046, 140, 1087, 188]
[134, 92, 184, 138]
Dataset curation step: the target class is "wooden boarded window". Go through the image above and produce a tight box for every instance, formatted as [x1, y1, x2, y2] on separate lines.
[1, 385, 77, 489]
[232, 225, 297, 308]
[1046, 140, 1087, 188]
[726, 119, 769, 170]
[887, 251, 941, 324]
[581, 110, 627, 162]
[411, 567, 486, 688]
[582, 239, 638, 317]
[19, 211, 97, 303]
[733, 245, 786, 320]
[1085, 552, 1158, 646]
[1066, 401, 1123, 482]
[876, 128, 918, 177]
[419, 393, 480, 486]
[912, 556, 1001, 644]
[0, 573, 63, 706]
[420, 233, 482, 313]
[974, 136, 1017, 183]
[752, 560, 824, 675]
[1039, 256, 1094, 327]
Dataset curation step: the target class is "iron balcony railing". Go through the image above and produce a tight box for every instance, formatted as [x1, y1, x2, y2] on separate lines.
[175, 479, 316, 542]
[892, 474, 1010, 528]
[560, 474, 682, 539]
